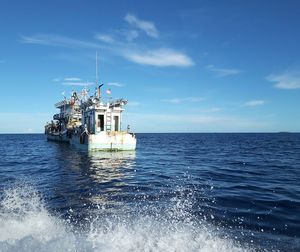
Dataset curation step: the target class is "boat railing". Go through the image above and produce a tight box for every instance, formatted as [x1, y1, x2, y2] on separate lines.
[55, 100, 68, 108]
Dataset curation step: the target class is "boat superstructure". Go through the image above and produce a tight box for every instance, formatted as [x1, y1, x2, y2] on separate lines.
[45, 87, 136, 151]
[70, 88, 136, 151]
[45, 91, 82, 143]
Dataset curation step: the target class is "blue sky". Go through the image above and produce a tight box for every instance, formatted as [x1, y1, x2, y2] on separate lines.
[0, 0, 300, 133]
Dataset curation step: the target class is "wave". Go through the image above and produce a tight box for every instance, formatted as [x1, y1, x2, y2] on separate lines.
[0, 184, 251, 252]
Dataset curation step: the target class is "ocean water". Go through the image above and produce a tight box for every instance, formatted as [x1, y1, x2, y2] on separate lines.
[0, 133, 299, 252]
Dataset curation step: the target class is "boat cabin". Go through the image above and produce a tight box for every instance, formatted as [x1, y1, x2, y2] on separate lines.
[82, 99, 127, 134]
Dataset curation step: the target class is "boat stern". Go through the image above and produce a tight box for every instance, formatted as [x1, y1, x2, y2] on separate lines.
[88, 131, 137, 151]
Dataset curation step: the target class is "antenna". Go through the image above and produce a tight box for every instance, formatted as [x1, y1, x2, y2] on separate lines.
[96, 51, 98, 85]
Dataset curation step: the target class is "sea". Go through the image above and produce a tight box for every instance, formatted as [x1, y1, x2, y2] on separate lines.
[0, 133, 299, 252]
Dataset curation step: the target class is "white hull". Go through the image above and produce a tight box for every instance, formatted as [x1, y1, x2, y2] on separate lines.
[70, 131, 136, 151]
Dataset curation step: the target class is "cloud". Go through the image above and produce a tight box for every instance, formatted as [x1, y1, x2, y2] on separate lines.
[163, 97, 204, 104]
[244, 100, 265, 107]
[125, 30, 139, 41]
[21, 34, 102, 48]
[206, 64, 241, 77]
[266, 70, 300, 89]
[22, 33, 194, 68]
[95, 33, 115, 43]
[124, 48, 194, 67]
[21, 12, 194, 69]
[54, 77, 89, 85]
[107, 82, 124, 87]
[62, 82, 94, 86]
[125, 14, 159, 38]
[64, 77, 81, 81]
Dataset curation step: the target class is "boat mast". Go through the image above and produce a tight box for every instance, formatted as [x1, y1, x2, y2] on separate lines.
[96, 51, 98, 85]
[95, 51, 103, 99]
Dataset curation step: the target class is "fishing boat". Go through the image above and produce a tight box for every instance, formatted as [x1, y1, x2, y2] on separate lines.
[45, 86, 136, 151]
[45, 54, 137, 151]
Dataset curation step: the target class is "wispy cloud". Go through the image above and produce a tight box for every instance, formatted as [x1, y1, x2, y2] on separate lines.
[206, 64, 241, 77]
[21, 13, 194, 68]
[163, 97, 204, 104]
[107, 82, 124, 87]
[53, 77, 87, 85]
[266, 70, 300, 89]
[21, 34, 102, 48]
[125, 30, 139, 41]
[244, 100, 265, 107]
[62, 82, 94, 86]
[22, 33, 194, 68]
[95, 33, 115, 43]
[124, 48, 194, 67]
[125, 14, 159, 38]
[64, 77, 81, 81]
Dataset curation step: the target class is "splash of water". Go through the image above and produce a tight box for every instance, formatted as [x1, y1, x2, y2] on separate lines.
[0, 184, 251, 252]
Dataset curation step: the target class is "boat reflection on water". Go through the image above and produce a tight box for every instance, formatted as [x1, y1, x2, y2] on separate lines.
[88, 151, 136, 183]
[86, 151, 136, 207]
[47, 141, 137, 215]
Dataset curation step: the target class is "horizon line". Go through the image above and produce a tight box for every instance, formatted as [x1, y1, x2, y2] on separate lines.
[0, 131, 298, 135]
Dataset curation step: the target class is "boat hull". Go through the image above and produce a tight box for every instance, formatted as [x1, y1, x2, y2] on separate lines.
[46, 131, 70, 143]
[70, 131, 136, 151]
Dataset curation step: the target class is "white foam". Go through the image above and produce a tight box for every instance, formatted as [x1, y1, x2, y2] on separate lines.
[0, 185, 250, 252]
[86, 217, 247, 252]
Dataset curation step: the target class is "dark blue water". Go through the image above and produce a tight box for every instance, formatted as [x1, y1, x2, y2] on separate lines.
[0, 133, 299, 251]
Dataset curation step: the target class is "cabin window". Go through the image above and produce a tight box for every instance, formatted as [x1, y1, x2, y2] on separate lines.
[114, 116, 119, 131]
[97, 114, 104, 131]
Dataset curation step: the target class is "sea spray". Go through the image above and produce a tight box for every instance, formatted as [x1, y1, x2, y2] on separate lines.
[0, 184, 251, 251]
[0, 185, 79, 251]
